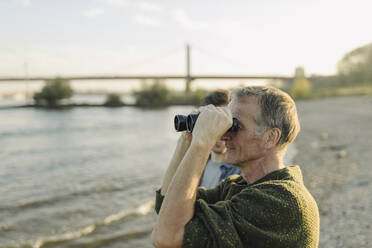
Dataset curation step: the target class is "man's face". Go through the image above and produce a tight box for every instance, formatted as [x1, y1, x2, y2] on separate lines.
[222, 96, 267, 167]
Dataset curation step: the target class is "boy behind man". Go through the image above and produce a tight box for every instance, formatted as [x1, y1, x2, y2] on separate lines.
[199, 90, 241, 188]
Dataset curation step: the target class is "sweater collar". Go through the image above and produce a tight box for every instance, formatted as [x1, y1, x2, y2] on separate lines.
[236, 165, 302, 186]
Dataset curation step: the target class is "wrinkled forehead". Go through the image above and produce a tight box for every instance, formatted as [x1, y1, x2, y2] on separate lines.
[228, 96, 261, 121]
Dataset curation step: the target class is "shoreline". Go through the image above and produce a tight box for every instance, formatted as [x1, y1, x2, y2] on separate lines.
[1, 92, 372, 110]
[0, 103, 198, 110]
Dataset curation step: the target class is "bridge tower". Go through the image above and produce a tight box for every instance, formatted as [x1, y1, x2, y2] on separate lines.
[185, 44, 192, 92]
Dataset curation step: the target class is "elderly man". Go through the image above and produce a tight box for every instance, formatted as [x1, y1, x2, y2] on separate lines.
[152, 86, 319, 248]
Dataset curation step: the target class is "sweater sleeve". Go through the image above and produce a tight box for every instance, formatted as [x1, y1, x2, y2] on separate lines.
[182, 182, 318, 248]
[154, 180, 226, 214]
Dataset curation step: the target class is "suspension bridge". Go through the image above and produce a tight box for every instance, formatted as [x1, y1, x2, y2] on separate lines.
[0, 44, 308, 92]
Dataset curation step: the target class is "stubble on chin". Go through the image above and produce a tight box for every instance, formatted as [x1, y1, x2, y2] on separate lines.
[225, 151, 238, 166]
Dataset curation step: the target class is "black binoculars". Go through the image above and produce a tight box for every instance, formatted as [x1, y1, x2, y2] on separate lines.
[174, 114, 239, 133]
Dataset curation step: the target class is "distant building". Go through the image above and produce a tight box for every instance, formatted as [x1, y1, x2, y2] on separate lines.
[295, 67, 305, 78]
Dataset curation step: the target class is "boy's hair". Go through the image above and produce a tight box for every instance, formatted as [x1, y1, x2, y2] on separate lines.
[201, 90, 230, 106]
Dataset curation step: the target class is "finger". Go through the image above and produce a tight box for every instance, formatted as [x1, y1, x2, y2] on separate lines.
[190, 104, 212, 115]
[219, 106, 232, 118]
[190, 107, 199, 115]
[199, 104, 213, 112]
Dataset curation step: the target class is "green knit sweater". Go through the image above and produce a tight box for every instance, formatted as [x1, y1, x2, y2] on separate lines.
[155, 166, 319, 248]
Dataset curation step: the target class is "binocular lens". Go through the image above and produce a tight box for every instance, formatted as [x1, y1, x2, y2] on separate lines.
[174, 114, 239, 133]
[186, 114, 198, 133]
[174, 115, 187, 132]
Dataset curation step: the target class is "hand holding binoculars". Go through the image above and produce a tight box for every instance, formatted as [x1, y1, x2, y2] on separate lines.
[174, 114, 239, 133]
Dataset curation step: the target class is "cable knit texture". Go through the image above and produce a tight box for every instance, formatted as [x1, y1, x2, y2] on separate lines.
[155, 165, 319, 248]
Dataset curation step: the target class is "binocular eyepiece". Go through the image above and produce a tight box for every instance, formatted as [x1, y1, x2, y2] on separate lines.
[174, 114, 239, 133]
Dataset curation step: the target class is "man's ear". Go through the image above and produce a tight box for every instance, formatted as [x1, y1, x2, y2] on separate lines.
[264, 128, 281, 149]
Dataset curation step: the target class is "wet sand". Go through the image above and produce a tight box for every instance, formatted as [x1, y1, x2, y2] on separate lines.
[293, 95, 372, 248]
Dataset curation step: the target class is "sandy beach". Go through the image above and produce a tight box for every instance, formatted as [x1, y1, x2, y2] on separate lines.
[293, 95, 372, 248]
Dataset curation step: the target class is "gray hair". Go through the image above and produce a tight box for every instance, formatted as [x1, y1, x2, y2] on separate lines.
[231, 86, 300, 148]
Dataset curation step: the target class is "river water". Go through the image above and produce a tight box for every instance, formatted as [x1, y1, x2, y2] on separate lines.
[0, 105, 196, 248]
[0, 103, 297, 248]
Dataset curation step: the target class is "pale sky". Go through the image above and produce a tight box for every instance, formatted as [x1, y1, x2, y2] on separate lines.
[1, 0, 372, 78]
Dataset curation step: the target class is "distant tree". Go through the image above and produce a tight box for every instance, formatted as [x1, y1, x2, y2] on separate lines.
[133, 80, 170, 106]
[104, 93, 124, 107]
[132, 80, 208, 106]
[337, 42, 372, 85]
[290, 77, 312, 99]
[33, 78, 74, 107]
[168, 88, 207, 105]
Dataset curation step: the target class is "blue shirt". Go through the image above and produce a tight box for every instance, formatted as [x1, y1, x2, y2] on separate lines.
[199, 160, 241, 189]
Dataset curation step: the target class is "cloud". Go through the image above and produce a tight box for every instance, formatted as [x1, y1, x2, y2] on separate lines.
[136, 2, 163, 12]
[100, 0, 128, 7]
[82, 8, 105, 18]
[14, 0, 30, 7]
[214, 20, 247, 37]
[171, 8, 208, 30]
[134, 14, 161, 27]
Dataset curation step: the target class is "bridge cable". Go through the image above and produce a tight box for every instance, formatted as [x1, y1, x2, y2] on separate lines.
[119, 46, 184, 72]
